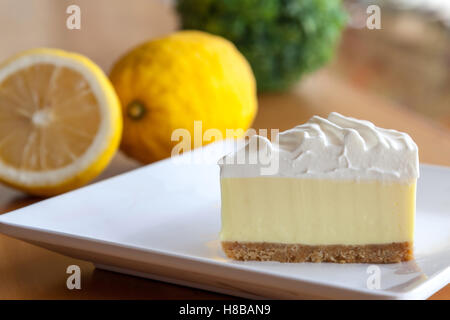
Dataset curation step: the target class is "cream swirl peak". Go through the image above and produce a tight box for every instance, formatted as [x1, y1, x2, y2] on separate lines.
[219, 112, 419, 181]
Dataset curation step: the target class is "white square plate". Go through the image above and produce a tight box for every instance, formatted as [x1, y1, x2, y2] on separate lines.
[0, 141, 449, 299]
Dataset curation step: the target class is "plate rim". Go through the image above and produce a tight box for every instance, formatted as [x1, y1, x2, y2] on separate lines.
[1, 217, 449, 300]
[0, 162, 449, 299]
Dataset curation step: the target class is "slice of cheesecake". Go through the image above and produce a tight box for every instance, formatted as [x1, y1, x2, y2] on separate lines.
[219, 112, 419, 263]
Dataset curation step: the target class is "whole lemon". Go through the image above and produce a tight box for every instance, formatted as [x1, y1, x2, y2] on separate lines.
[110, 30, 257, 163]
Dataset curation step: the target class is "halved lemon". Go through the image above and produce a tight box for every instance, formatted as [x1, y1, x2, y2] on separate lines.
[0, 48, 122, 196]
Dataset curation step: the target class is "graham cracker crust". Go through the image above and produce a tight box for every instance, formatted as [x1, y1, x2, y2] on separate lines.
[222, 241, 413, 263]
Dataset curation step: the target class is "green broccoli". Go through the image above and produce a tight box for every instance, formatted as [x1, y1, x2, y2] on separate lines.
[176, 0, 347, 92]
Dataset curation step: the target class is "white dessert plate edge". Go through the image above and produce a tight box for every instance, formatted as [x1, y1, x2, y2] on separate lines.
[0, 141, 448, 300]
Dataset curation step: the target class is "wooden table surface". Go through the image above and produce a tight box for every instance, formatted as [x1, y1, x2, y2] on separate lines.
[0, 0, 449, 300]
[0, 69, 449, 300]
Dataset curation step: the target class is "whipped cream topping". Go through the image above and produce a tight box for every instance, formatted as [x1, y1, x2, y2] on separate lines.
[219, 112, 419, 181]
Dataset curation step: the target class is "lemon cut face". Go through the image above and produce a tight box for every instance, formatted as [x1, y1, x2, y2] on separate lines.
[0, 49, 122, 196]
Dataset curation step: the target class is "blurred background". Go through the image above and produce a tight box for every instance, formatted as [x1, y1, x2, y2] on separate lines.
[335, 0, 450, 128]
[0, 0, 448, 127]
[0, 0, 449, 300]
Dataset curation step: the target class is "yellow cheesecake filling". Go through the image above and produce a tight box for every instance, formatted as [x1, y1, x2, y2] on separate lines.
[220, 177, 416, 245]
